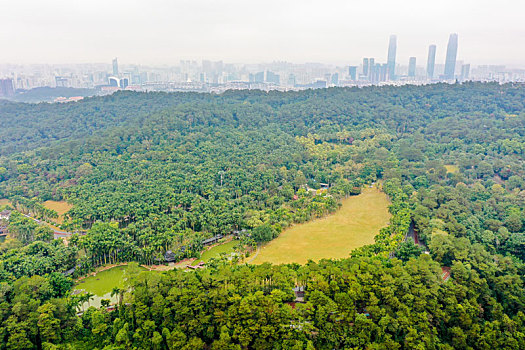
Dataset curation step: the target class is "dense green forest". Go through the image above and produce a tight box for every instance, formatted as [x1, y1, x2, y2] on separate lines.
[0, 82, 524, 349]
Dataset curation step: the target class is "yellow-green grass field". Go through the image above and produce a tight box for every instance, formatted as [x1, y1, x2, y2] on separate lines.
[252, 187, 391, 265]
[74, 265, 148, 309]
[192, 240, 238, 265]
[43, 200, 73, 224]
[444, 165, 459, 174]
[0, 199, 11, 207]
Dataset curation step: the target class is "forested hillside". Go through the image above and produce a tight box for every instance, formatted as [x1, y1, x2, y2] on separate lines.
[0, 82, 524, 349]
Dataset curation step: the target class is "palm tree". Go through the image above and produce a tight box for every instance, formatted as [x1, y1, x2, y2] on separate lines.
[69, 294, 83, 313]
[85, 292, 94, 308]
[111, 287, 122, 306]
[77, 293, 89, 312]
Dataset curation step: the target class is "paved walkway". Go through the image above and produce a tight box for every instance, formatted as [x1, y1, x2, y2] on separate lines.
[21, 212, 73, 238]
[245, 246, 260, 264]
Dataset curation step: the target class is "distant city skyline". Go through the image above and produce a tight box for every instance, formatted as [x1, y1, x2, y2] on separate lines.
[1, 0, 524, 67]
[5, 32, 524, 94]
[2, 49, 523, 98]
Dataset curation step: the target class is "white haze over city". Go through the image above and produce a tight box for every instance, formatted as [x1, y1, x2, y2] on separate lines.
[0, 0, 523, 66]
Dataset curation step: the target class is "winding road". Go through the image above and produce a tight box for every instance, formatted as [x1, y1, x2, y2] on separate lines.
[21, 213, 73, 238]
[245, 245, 261, 264]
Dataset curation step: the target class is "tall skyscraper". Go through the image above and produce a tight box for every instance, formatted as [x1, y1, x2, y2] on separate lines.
[112, 58, 119, 76]
[461, 64, 470, 81]
[348, 66, 357, 80]
[362, 58, 369, 77]
[426, 45, 436, 79]
[0, 78, 15, 97]
[387, 35, 397, 80]
[408, 57, 417, 77]
[380, 64, 388, 82]
[369, 63, 378, 83]
[444, 34, 458, 79]
[369, 58, 375, 78]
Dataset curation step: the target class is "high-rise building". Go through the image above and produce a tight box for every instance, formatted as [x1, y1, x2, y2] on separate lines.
[140, 72, 148, 84]
[369, 62, 385, 83]
[369, 64, 377, 83]
[287, 73, 296, 86]
[369, 58, 375, 79]
[444, 34, 458, 79]
[120, 77, 129, 89]
[254, 71, 265, 83]
[331, 73, 339, 85]
[427, 45, 436, 79]
[380, 64, 388, 82]
[348, 66, 357, 80]
[362, 58, 369, 77]
[266, 71, 280, 85]
[461, 64, 470, 80]
[408, 57, 417, 77]
[55, 76, 69, 87]
[112, 58, 119, 76]
[387, 35, 397, 80]
[0, 78, 15, 97]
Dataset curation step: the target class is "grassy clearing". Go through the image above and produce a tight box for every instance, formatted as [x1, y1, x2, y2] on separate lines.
[193, 240, 238, 265]
[0, 199, 11, 207]
[251, 186, 391, 265]
[74, 265, 147, 308]
[43, 200, 73, 224]
[444, 165, 459, 174]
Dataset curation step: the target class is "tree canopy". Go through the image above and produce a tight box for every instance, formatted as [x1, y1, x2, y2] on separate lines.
[0, 82, 524, 348]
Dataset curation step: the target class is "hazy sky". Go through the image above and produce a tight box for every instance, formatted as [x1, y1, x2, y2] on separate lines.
[1, 0, 524, 66]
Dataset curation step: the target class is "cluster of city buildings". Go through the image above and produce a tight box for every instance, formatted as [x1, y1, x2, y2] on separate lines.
[357, 33, 466, 83]
[1, 34, 524, 98]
